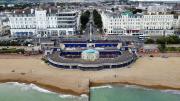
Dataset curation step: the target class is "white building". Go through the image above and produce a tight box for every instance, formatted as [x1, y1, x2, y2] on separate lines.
[8, 9, 79, 37]
[147, 4, 170, 14]
[101, 11, 175, 37]
[175, 15, 180, 34]
[52, 0, 85, 3]
[0, 19, 2, 35]
[0, 16, 10, 36]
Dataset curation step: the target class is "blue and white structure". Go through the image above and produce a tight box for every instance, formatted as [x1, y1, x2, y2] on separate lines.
[81, 49, 99, 61]
[46, 38, 136, 70]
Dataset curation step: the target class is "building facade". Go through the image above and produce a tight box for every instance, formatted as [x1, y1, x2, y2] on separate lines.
[8, 9, 79, 37]
[0, 19, 2, 35]
[101, 11, 175, 38]
[51, 0, 86, 3]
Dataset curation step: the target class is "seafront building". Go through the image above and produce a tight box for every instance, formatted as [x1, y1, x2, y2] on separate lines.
[6, 2, 180, 38]
[0, 19, 2, 35]
[8, 9, 79, 37]
[175, 15, 180, 34]
[101, 11, 175, 38]
[45, 37, 137, 70]
[147, 4, 169, 14]
[0, 15, 10, 36]
[51, 0, 85, 3]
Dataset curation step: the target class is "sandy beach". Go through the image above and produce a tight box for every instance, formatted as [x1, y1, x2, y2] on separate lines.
[0, 55, 180, 95]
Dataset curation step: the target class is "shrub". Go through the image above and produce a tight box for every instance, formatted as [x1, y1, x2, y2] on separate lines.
[0, 48, 25, 54]
[145, 38, 155, 44]
[41, 58, 48, 63]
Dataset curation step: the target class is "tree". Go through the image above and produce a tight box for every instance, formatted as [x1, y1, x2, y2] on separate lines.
[156, 36, 166, 44]
[158, 43, 166, 53]
[93, 9, 103, 33]
[80, 10, 90, 32]
[0, 40, 21, 46]
[132, 9, 142, 14]
[145, 38, 155, 44]
[156, 35, 180, 44]
[111, 8, 115, 12]
[170, 11, 175, 14]
[166, 35, 180, 44]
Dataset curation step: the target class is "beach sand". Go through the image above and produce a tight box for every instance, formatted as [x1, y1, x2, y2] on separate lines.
[0, 55, 180, 95]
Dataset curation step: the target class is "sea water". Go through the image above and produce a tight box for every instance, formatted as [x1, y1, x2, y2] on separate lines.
[0, 82, 88, 101]
[1, 83, 180, 101]
[90, 84, 180, 101]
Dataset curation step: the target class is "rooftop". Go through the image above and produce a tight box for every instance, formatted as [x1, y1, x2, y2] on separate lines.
[82, 49, 98, 54]
[49, 51, 135, 65]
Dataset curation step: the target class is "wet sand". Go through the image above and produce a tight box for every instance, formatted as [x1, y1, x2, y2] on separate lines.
[0, 55, 180, 95]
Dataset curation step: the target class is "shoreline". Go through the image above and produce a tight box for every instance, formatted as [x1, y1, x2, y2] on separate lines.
[1, 80, 180, 96]
[90, 82, 180, 91]
[0, 55, 180, 96]
[0, 80, 87, 96]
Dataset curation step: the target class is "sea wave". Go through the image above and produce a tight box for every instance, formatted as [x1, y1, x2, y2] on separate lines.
[161, 90, 180, 95]
[124, 84, 147, 88]
[124, 85, 180, 94]
[124, 84, 138, 88]
[58, 94, 76, 98]
[80, 94, 88, 97]
[4, 82, 54, 94]
[58, 93, 88, 99]
[123, 84, 154, 91]
[1, 82, 88, 99]
[90, 85, 113, 89]
[92, 84, 180, 95]
[29, 83, 54, 93]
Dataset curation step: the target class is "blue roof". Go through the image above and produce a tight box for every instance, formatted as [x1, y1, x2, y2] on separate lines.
[122, 11, 133, 16]
[82, 49, 98, 54]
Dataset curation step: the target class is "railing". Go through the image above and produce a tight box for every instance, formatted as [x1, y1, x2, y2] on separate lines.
[47, 51, 137, 70]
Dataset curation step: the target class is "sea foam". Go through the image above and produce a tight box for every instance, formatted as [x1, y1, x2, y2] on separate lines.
[59, 94, 76, 98]
[91, 85, 113, 89]
[5, 82, 53, 93]
[161, 90, 180, 95]
[58, 94, 88, 101]
[2, 82, 88, 99]
[124, 84, 180, 94]
[114, 84, 180, 95]
[29, 83, 54, 93]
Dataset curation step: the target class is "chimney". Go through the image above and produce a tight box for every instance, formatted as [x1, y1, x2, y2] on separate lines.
[49, 8, 51, 14]
[31, 9, 34, 14]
